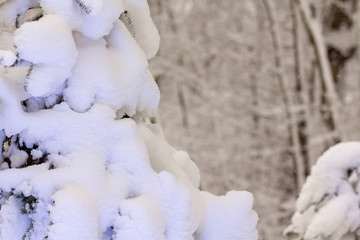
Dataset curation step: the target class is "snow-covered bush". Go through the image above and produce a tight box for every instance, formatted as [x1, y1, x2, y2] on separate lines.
[0, 0, 258, 239]
[284, 142, 360, 240]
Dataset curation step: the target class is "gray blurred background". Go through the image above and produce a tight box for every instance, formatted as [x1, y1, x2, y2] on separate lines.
[148, 1, 360, 239]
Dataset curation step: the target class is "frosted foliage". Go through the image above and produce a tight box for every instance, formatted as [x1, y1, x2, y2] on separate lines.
[285, 142, 360, 240]
[0, 1, 258, 240]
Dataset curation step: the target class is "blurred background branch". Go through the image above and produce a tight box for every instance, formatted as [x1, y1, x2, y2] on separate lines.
[149, 0, 360, 239]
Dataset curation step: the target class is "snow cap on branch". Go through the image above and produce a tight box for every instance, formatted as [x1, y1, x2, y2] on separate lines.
[285, 142, 360, 240]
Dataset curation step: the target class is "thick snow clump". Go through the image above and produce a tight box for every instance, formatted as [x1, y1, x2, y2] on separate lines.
[285, 142, 360, 240]
[0, 0, 258, 239]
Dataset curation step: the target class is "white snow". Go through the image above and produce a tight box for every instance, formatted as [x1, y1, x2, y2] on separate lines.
[0, 1, 258, 239]
[197, 191, 259, 240]
[304, 193, 360, 240]
[64, 19, 159, 115]
[75, 0, 105, 16]
[0, 50, 16, 66]
[47, 184, 100, 240]
[6, 148, 28, 168]
[80, 0, 124, 40]
[122, 0, 160, 59]
[14, 15, 78, 97]
[0, 196, 31, 239]
[30, 149, 43, 159]
[40, 0, 84, 29]
[113, 196, 166, 240]
[285, 142, 360, 240]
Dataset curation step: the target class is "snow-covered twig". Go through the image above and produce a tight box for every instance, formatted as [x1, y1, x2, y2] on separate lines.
[120, 10, 135, 37]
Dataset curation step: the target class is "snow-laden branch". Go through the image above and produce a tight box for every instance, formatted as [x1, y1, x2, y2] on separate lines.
[285, 142, 360, 240]
[0, 72, 28, 136]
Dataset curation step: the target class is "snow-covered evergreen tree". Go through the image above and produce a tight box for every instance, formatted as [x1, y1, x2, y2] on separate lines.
[284, 142, 360, 240]
[0, 0, 258, 239]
